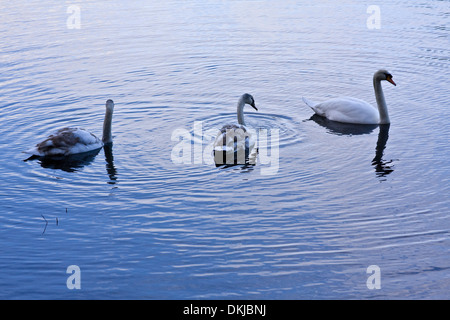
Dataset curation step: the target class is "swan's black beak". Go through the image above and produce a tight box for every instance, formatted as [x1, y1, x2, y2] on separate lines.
[251, 103, 258, 111]
[386, 76, 396, 86]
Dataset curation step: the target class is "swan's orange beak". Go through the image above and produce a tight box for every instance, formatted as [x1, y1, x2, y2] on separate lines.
[386, 76, 396, 86]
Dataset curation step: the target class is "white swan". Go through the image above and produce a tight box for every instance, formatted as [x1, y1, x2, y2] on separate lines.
[26, 99, 115, 157]
[213, 93, 258, 165]
[303, 69, 396, 124]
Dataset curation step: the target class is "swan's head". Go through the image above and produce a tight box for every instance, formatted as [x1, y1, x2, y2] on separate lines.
[242, 93, 258, 111]
[375, 70, 396, 86]
[105, 99, 114, 111]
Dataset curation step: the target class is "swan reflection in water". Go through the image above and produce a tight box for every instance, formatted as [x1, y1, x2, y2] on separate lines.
[24, 144, 118, 183]
[309, 114, 378, 135]
[372, 124, 394, 179]
[309, 115, 394, 178]
[103, 144, 118, 184]
[24, 149, 101, 172]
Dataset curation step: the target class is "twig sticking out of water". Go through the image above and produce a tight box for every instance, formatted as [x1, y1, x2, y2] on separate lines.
[41, 214, 48, 235]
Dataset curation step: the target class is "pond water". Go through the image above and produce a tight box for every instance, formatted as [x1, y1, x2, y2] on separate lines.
[0, 0, 449, 299]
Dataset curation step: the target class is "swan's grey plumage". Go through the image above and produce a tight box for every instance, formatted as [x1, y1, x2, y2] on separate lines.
[303, 70, 396, 124]
[213, 94, 258, 165]
[26, 99, 114, 157]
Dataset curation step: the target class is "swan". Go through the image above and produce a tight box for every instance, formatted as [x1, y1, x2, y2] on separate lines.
[213, 93, 258, 165]
[303, 69, 396, 124]
[26, 99, 115, 157]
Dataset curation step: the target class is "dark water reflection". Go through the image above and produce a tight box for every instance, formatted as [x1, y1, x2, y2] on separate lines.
[24, 149, 101, 172]
[309, 114, 378, 136]
[372, 124, 395, 179]
[24, 144, 119, 183]
[309, 115, 395, 179]
[104, 144, 118, 184]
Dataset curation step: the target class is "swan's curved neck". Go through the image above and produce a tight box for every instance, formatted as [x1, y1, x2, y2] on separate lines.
[237, 98, 246, 126]
[373, 78, 390, 124]
[102, 107, 114, 144]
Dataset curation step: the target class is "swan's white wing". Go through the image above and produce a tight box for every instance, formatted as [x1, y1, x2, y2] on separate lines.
[27, 127, 103, 156]
[307, 97, 380, 124]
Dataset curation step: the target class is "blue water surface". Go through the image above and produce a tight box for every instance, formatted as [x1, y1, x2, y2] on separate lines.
[0, 0, 449, 299]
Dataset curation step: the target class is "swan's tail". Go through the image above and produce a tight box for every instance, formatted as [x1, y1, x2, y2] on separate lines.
[302, 97, 317, 109]
[22, 148, 40, 161]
